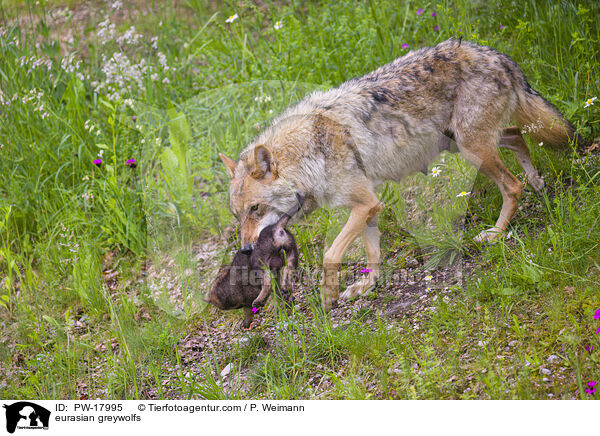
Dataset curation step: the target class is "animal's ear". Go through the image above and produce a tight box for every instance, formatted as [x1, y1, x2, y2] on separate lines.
[252, 145, 278, 180]
[219, 152, 237, 178]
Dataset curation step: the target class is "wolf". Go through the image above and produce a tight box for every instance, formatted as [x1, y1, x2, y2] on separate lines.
[219, 39, 576, 310]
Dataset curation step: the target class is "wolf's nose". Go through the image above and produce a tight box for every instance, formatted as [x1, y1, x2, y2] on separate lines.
[240, 244, 253, 254]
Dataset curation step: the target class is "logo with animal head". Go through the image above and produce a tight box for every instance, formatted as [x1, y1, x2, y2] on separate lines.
[2, 402, 51, 434]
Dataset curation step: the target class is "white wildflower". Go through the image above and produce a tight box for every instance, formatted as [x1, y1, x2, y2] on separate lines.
[225, 13, 239, 23]
[97, 19, 116, 44]
[584, 96, 597, 108]
[117, 26, 142, 45]
[274, 21, 283, 30]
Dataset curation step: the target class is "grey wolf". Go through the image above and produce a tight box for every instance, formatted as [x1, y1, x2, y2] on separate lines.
[205, 196, 301, 327]
[219, 39, 575, 310]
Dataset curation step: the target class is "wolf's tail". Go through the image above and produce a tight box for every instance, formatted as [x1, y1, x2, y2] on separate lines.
[513, 84, 580, 149]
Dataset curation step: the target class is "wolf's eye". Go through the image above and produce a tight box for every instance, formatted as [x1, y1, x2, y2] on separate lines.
[250, 204, 259, 212]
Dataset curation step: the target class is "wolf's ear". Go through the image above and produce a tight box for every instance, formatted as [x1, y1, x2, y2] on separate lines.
[252, 145, 278, 180]
[219, 153, 237, 178]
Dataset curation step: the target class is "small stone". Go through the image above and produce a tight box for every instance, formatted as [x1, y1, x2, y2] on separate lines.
[220, 363, 232, 378]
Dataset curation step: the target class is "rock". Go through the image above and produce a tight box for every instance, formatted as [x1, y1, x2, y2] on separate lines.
[220, 363, 232, 378]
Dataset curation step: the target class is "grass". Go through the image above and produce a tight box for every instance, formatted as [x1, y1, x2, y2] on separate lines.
[0, 0, 599, 400]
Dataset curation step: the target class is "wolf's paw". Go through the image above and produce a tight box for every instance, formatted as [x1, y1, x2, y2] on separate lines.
[528, 173, 545, 194]
[340, 277, 377, 300]
[474, 228, 504, 243]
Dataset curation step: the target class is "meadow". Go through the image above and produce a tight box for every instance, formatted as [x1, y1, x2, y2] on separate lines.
[0, 0, 599, 399]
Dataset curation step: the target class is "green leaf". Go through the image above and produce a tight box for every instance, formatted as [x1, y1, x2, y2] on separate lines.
[42, 315, 60, 328]
[167, 108, 191, 168]
[167, 108, 192, 193]
[161, 147, 179, 174]
[501, 287, 519, 296]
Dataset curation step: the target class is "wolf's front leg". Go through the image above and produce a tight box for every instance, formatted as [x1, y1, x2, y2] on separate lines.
[340, 214, 381, 300]
[321, 200, 382, 310]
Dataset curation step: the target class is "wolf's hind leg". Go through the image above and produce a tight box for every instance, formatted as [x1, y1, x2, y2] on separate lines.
[340, 215, 381, 300]
[452, 86, 523, 242]
[499, 126, 545, 194]
[251, 270, 272, 308]
[457, 135, 523, 242]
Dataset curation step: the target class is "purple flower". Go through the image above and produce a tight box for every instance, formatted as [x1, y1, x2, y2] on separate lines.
[432, 12, 437, 17]
[586, 344, 594, 353]
[596, 325, 600, 334]
[360, 269, 372, 274]
[589, 381, 598, 387]
[132, 115, 136, 122]
[500, 24, 504, 30]
[93, 158, 102, 166]
[126, 158, 137, 168]
[401, 43, 409, 50]
[594, 308, 600, 319]
[586, 382, 597, 395]
[434, 25, 439, 32]
[251, 307, 258, 313]
[416, 8, 423, 16]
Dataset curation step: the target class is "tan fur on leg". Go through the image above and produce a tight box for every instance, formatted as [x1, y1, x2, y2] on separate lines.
[499, 127, 545, 193]
[340, 212, 382, 300]
[321, 199, 381, 310]
[464, 144, 522, 242]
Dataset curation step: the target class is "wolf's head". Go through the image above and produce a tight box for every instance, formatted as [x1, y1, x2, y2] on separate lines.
[220, 146, 303, 253]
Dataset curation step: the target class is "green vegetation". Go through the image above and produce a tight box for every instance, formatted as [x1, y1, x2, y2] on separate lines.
[0, 0, 598, 399]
